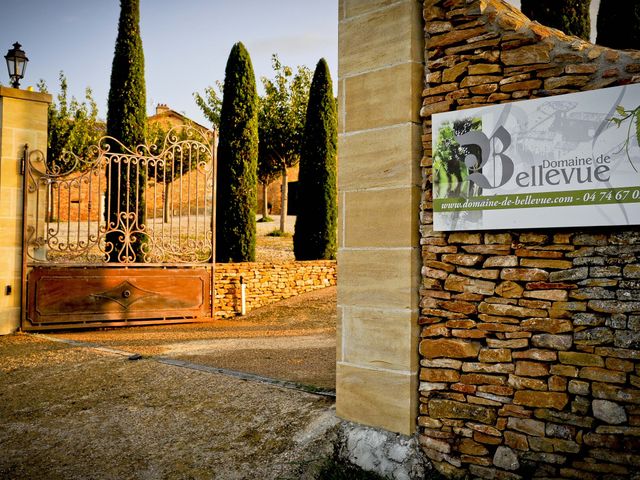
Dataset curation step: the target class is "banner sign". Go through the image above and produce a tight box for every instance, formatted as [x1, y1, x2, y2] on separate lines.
[431, 84, 640, 231]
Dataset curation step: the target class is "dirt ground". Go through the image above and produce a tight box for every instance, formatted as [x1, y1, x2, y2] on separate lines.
[0, 284, 340, 479]
[50, 286, 337, 391]
[255, 215, 296, 263]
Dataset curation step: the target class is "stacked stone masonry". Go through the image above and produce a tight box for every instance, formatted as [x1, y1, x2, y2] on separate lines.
[419, 0, 640, 478]
[214, 261, 336, 317]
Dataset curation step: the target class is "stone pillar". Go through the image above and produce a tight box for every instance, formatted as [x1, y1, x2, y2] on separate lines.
[0, 87, 51, 334]
[337, 0, 425, 434]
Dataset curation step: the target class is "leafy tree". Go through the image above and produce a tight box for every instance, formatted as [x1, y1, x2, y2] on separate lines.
[521, 0, 590, 40]
[193, 80, 280, 221]
[259, 55, 312, 232]
[105, 0, 147, 262]
[37, 72, 104, 173]
[193, 80, 223, 128]
[257, 120, 281, 221]
[293, 59, 337, 261]
[597, 0, 640, 49]
[216, 42, 259, 262]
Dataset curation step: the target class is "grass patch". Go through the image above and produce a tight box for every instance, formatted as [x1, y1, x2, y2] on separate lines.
[257, 216, 274, 223]
[267, 229, 291, 237]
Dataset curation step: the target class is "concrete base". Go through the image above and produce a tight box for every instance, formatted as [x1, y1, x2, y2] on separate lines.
[336, 421, 432, 480]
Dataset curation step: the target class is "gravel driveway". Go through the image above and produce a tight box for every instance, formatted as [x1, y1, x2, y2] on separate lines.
[0, 287, 339, 479]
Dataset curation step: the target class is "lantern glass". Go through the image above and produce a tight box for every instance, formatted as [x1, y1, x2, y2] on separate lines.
[5, 42, 28, 88]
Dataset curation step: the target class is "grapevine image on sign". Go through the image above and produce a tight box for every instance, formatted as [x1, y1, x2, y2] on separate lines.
[431, 84, 640, 231]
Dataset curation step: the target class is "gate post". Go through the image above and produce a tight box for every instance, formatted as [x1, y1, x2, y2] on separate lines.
[0, 86, 51, 334]
[337, 0, 425, 434]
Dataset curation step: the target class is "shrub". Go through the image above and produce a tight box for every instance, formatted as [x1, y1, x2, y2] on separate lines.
[520, 0, 590, 40]
[216, 42, 259, 262]
[293, 59, 337, 261]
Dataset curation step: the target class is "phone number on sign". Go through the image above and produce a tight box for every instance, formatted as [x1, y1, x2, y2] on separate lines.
[434, 186, 640, 212]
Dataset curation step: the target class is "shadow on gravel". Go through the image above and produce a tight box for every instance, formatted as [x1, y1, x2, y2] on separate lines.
[50, 286, 337, 392]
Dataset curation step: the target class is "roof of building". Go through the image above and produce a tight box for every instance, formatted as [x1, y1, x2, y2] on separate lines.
[148, 104, 212, 133]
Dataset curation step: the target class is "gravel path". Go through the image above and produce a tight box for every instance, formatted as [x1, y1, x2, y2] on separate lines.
[0, 286, 339, 479]
[51, 287, 337, 390]
[255, 215, 296, 263]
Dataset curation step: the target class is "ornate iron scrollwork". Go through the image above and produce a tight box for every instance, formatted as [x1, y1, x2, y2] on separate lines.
[24, 125, 216, 266]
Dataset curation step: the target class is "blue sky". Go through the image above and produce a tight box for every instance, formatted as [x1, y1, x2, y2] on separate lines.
[1, 0, 600, 128]
[0, 0, 338, 126]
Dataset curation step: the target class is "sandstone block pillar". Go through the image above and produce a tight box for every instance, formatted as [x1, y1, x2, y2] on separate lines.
[337, 0, 424, 434]
[0, 87, 51, 334]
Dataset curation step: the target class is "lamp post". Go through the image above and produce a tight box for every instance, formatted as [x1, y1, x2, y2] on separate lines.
[5, 42, 28, 89]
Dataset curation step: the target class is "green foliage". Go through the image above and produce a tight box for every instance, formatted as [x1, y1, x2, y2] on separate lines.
[216, 42, 259, 262]
[106, 0, 146, 149]
[37, 72, 104, 173]
[105, 0, 148, 262]
[293, 59, 338, 261]
[193, 80, 223, 128]
[197, 54, 312, 224]
[610, 104, 640, 173]
[521, 0, 590, 40]
[258, 54, 312, 183]
[266, 229, 291, 237]
[259, 55, 312, 226]
[597, 0, 640, 49]
[432, 118, 482, 199]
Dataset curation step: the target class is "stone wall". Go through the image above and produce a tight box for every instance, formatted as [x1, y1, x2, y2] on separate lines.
[419, 0, 640, 478]
[214, 260, 336, 317]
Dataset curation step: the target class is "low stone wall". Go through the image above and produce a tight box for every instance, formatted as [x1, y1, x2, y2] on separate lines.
[419, 0, 640, 478]
[214, 260, 336, 317]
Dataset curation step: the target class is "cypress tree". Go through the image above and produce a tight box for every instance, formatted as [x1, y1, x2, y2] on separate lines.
[597, 0, 640, 49]
[293, 59, 337, 261]
[521, 0, 590, 40]
[216, 42, 258, 262]
[105, 0, 147, 262]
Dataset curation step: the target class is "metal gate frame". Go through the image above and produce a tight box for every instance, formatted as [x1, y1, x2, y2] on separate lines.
[21, 126, 217, 331]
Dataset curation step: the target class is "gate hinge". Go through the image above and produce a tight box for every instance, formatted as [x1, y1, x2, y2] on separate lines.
[20, 144, 28, 176]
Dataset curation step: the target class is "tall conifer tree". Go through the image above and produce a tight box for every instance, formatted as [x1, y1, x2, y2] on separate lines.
[293, 59, 337, 261]
[597, 0, 640, 49]
[105, 0, 147, 262]
[521, 0, 590, 40]
[216, 42, 259, 262]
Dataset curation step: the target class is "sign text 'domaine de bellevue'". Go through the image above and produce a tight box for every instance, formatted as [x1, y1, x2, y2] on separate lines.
[431, 84, 640, 231]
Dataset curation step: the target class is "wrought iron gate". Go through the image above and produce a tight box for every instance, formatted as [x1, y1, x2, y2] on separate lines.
[21, 126, 216, 330]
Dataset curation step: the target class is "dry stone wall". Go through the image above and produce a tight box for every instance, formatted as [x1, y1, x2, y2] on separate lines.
[419, 0, 640, 478]
[214, 261, 336, 317]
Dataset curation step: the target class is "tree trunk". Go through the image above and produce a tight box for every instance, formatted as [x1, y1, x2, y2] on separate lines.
[163, 181, 171, 223]
[279, 167, 288, 232]
[261, 182, 269, 219]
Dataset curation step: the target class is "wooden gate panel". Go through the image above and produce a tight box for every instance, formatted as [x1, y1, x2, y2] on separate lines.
[25, 267, 211, 330]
